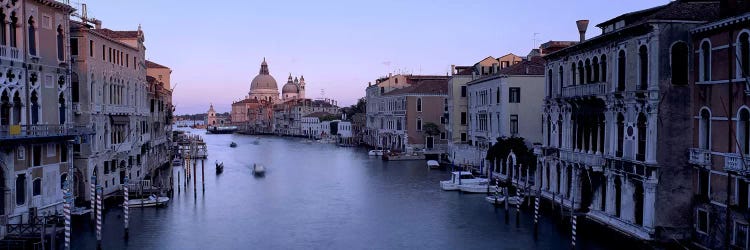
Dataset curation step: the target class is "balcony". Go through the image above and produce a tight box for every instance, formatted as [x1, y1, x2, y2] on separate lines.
[0, 124, 94, 141]
[559, 149, 605, 168]
[0, 45, 21, 62]
[725, 153, 750, 174]
[561, 83, 607, 98]
[689, 148, 711, 166]
[533, 145, 559, 157]
[103, 105, 135, 115]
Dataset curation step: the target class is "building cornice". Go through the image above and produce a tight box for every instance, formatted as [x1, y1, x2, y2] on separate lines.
[691, 12, 750, 34]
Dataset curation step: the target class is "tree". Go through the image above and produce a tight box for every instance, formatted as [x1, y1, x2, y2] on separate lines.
[422, 122, 441, 136]
[486, 136, 536, 195]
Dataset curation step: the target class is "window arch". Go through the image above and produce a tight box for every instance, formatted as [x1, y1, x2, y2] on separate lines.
[27, 16, 36, 56]
[416, 118, 422, 131]
[700, 40, 712, 82]
[9, 12, 17, 48]
[558, 66, 564, 92]
[617, 50, 626, 91]
[639, 45, 648, 90]
[547, 69, 553, 97]
[592, 57, 600, 82]
[600, 54, 608, 82]
[585, 59, 592, 83]
[0, 10, 6, 46]
[12, 92, 20, 125]
[699, 108, 711, 150]
[15, 174, 25, 205]
[416, 98, 422, 112]
[571, 63, 577, 86]
[30, 91, 39, 125]
[32, 178, 41, 196]
[57, 25, 64, 61]
[739, 107, 750, 155]
[738, 31, 750, 78]
[671, 42, 689, 85]
[636, 113, 647, 161]
[577, 61, 584, 85]
[0, 90, 8, 126]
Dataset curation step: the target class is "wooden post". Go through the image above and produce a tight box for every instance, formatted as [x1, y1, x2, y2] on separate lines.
[193, 157, 197, 198]
[504, 186, 509, 224]
[96, 186, 102, 250]
[177, 172, 180, 193]
[64, 175, 72, 250]
[90, 176, 96, 222]
[40, 217, 45, 250]
[123, 177, 129, 239]
[201, 160, 205, 193]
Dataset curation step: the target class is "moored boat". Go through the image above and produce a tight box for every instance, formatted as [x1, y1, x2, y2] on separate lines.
[216, 161, 224, 174]
[253, 164, 265, 176]
[427, 160, 440, 169]
[458, 183, 498, 193]
[128, 195, 169, 207]
[440, 171, 487, 191]
[368, 149, 387, 156]
[230, 142, 237, 148]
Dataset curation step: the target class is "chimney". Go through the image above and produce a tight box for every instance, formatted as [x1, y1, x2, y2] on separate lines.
[450, 64, 456, 75]
[93, 19, 102, 29]
[576, 20, 589, 42]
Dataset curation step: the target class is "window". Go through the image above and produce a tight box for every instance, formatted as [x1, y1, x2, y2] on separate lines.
[734, 221, 749, 248]
[578, 61, 584, 84]
[32, 178, 41, 196]
[571, 63, 577, 86]
[440, 132, 446, 140]
[639, 46, 648, 90]
[15, 174, 25, 205]
[741, 33, 750, 78]
[585, 59, 592, 83]
[17, 146, 24, 160]
[558, 66, 564, 91]
[461, 112, 467, 125]
[460, 133, 467, 142]
[616, 114, 625, 157]
[417, 118, 422, 131]
[57, 25, 64, 61]
[9, 13, 17, 48]
[89, 40, 94, 57]
[0, 11, 6, 46]
[700, 41, 711, 82]
[461, 86, 466, 97]
[737, 179, 749, 209]
[697, 209, 709, 234]
[700, 109, 711, 150]
[509, 87, 520, 103]
[70, 38, 78, 56]
[102, 45, 105, 60]
[741, 108, 750, 155]
[510, 115, 519, 135]
[27, 17, 36, 56]
[416, 98, 422, 112]
[33, 145, 41, 166]
[60, 173, 67, 190]
[601, 55, 607, 82]
[547, 69, 553, 97]
[617, 50, 626, 91]
[698, 168, 710, 200]
[592, 57, 600, 82]
[496, 87, 500, 103]
[60, 144, 67, 162]
[636, 113, 647, 161]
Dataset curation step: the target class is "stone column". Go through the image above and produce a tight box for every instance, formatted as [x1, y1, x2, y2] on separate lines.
[643, 180, 657, 229]
[606, 172, 616, 215]
[646, 112, 657, 163]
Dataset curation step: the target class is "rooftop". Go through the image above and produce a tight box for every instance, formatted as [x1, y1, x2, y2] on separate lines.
[146, 60, 170, 69]
[383, 79, 448, 96]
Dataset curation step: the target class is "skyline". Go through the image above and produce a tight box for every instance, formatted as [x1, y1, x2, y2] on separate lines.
[84, 0, 668, 115]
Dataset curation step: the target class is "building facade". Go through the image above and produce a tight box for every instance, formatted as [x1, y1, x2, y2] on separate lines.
[688, 3, 750, 248]
[537, 1, 722, 242]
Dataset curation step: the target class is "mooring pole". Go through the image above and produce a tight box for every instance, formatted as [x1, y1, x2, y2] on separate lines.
[201, 160, 205, 193]
[96, 186, 103, 250]
[91, 175, 96, 222]
[504, 186, 509, 224]
[193, 157, 197, 198]
[123, 176, 130, 240]
[177, 172, 181, 193]
[63, 175, 72, 250]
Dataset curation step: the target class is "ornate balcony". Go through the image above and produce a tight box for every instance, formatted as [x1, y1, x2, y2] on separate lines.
[0, 124, 94, 141]
[559, 149, 605, 168]
[725, 153, 750, 174]
[561, 83, 606, 98]
[533, 145, 559, 157]
[689, 148, 711, 166]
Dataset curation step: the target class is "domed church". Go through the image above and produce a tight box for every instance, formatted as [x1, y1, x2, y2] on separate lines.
[249, 58, 280, 103]
[281, 74, 306, 101]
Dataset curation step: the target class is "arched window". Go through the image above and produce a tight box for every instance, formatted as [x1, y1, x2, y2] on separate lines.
[557, 115, 563, 147]
[739, 32, 750, 78]
[592, 57, 600, 82]
[571, 63, 577, 86]
[27, 17, 35, 56]
[671, 42, 689, 85]
[546, 117, 552, 145]
[585, 59, 592, 83]
[9, 12, 17, 48]
[57, 25, 64, 61]
[566, 167, 573, 198]
[700, 109, 711, 150]
[617, 50, 626, 91]
[639, 46, 648, 90]
[12, 92, 20, 125]
[556, 164, 561, 193]
[416, 118, 422, 131]
[740, 108, 750, 154]
[558, 66, 564, 92]
[614, 176, 622, 218]
[416, 98, 422, 112]
[15, 174, 25, 205]
[547, 69, 553, 97]
[601, 55, 608, 82]
[30, 91, 39, 124]
[636, 113, 647, 161]
[0, 90, 9, 126]
[700, 41, 711, 82]
[0, 10, 6, 46]
[59, 93, 65, 125]
[32, 178, 41, 196]
[616, 114, 624, 157]
[578, 61, 584, 85]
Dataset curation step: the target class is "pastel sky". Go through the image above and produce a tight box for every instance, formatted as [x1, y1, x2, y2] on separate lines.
[83, 0, 668, 115]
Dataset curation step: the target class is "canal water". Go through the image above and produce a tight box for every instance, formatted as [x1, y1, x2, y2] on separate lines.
[71, 128, 622, 249]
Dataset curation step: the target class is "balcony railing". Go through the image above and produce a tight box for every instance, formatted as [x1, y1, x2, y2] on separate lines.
[103, 106, 135, 114]
[559, 149, 605, 167]
[561, 83, 607, 98]
[0, 124, 94, 140]
[533, 145, 559, 157]
[689, 148, 711, 166]
[725, 153, 750, 174]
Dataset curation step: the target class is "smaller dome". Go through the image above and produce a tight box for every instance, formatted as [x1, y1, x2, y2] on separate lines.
[282, 82, 299, 94]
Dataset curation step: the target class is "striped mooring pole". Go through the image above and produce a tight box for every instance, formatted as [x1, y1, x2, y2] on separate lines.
[90, 175, 96, 222]
[571, 214, 577, 249]
[515, 198, 521, 227]
[123, 176, 130, 239]
[63, 177, 72, 250]
[534, 196, 540, 236]
[96, 186, 103, 249]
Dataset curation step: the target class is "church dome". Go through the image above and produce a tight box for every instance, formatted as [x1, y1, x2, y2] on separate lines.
[282, 74, 299, 94]
[250, 59, 278, 92]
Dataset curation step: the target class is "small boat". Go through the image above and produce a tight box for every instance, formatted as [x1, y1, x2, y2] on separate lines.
[485, 195, 507, 205]
[252, 140, 260, 145]
[427, 160, 440, 169]
[71, 207, 92, 216]
[216, 161, 224, 174]
[230, 142, 237, 148]
[459, 182, 499, 193]
[440, 171, 487, 191]
[368, 150, 386, 156]
[253, 164, 265, 176]
[128, 195, 169, 207]
[172, 158, 182, 167]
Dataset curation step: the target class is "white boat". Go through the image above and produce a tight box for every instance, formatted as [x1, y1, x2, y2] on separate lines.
[172, 158, 182, 166]
[253, 164, 266, 176]
[369, 150, 389, 156]
[427, 160, 440, 169]
[440, 171, 487, 191]
[485, 195, 506, 205]
[459, 183, 498, 193]
[128, 195, 169, 207]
